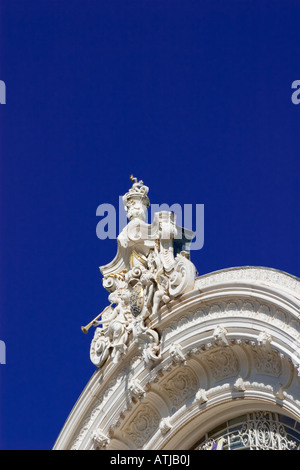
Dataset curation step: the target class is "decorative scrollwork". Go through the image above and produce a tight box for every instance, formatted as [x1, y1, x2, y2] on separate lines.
[86, 176, 197, 369]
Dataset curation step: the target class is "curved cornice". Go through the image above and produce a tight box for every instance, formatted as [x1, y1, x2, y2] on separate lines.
[53, 266, 300, 450]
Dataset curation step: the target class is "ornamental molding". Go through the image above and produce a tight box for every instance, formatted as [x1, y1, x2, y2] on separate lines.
[195, 266, 300, 299]
[63, 286, 300, 450]
[160, 297, 300, 348]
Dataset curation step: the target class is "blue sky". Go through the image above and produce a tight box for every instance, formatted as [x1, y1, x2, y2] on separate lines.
[0, 0, 300, 449]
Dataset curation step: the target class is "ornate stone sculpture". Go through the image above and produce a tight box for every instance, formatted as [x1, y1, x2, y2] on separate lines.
[84, 176, 197, 368]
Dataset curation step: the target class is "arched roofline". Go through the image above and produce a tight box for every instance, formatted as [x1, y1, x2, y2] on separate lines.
[53, 266, 300, 450]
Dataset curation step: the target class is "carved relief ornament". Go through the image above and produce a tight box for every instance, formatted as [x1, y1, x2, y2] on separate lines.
[83, 176, 197, 369]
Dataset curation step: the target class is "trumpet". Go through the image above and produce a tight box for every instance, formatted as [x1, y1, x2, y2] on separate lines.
[81, 305, 111, 334]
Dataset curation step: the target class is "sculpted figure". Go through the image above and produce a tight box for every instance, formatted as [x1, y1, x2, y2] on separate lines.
[104, 289, 131, 362]
[89, 287, 131, 365]
[146, 247, 170, 316]
[85, 176, 197, 369]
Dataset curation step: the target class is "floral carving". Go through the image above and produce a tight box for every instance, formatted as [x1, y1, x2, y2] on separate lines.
[160, 367, 198, 408]
[124, 405, 160, 448]
[203, 348, 239, 381]
[252, 345, 282, 376]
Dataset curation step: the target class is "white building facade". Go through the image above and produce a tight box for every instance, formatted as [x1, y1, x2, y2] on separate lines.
[54, 179, 300, 451]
